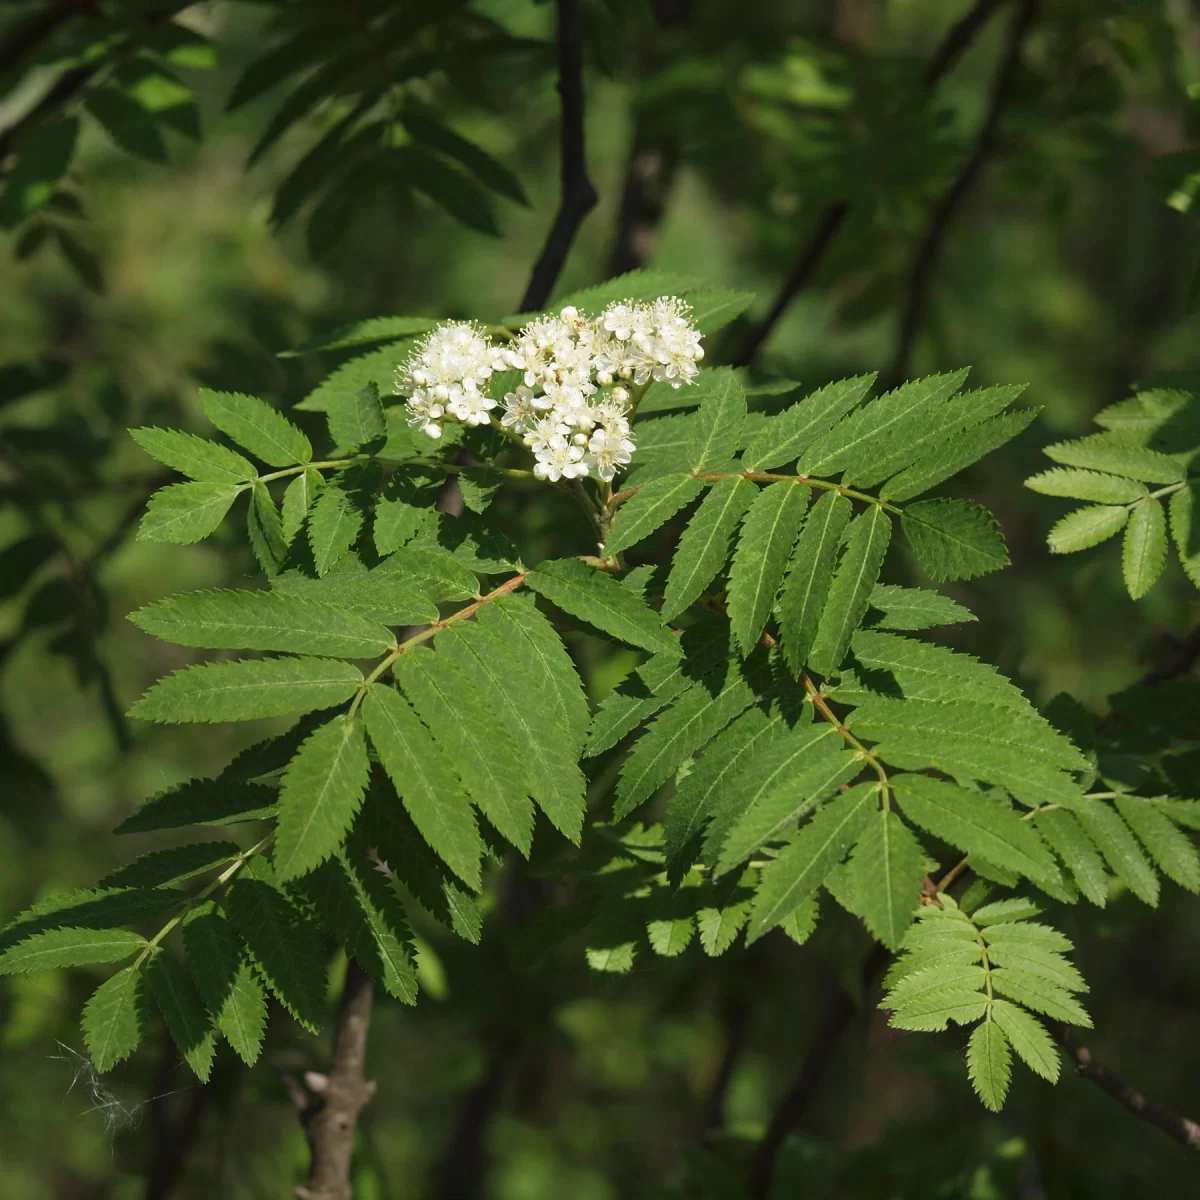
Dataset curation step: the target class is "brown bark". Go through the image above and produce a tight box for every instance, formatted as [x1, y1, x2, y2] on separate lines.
[296, 962, 377, 1200]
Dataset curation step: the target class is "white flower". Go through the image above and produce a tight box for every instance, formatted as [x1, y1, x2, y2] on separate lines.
[501, 385, 539, 433]
[446, 384, 496, 426]
[533, 441, 588, 482]
[405, 389, 446, 440]
[527, 415, 570, 457]
[586, 427, 635, 481]
[392, 300, 700, 473]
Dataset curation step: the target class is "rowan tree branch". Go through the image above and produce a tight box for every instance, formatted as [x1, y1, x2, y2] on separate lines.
[1057, 1028, 1200, 1152]
[733, 0, 1007, 366]
[295, 961, 377, 1200]
[518, 0, 598, 312]
[746, 944, 889, 1199]
[884, 0, 1038, 388]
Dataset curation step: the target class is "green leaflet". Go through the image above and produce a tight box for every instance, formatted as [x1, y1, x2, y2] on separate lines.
[902, 499, 1008, 581]
[1047, 504, 1129, 554]
[274, 713, 370, 882]
[989, 967, 1092, 1026]
[838, 630, 1031, 710]
[278, 315, 438, 357]
[746, 781, 877, 942]
[101, 842, 241, 890]
[686, 369, 746, 471]
[325, 382, 387, 451]
[401, 107, 529, 204]
[1025, 468, 1148, 504]
[891, 775, 1062, 889]
[437, 619, 587, 843]
[364, 687, 483, 889]
[604, 474, 705, 555]
[1033, 808, 1108, 905]
[361, 786, 483, 944]
[866, 584, 975, 630]
[989, 999, 1060, 1082]
[840, 808, 929, 950]
[182, 903, 267, 1066]
[298, 854, 418, 1003]
[0, 889, 175, 955]
[967, 1020, 1012, 1111]
[130, 589, 395, 658]
[849, 697, 1088, 809]
[727, 480, 810, 653]
[248, 484, 288, 575]
[551, 268, 701, 315]
[1115, 797, 1200, 891]
[777, 490, 852, 674]
[614, 661, 758, 820]
[199, 388, 312, 467]
[297, 341, 412, 413]
[146, 951, 216, 1082]
[114, 779, 274, 838]
[586, 623, 731, 758]
[82, 966, 150, 1073]
[1169, 485, 1200, 589]
[0, 116, 78, 226]
[484, 596, 590, 748]
[715, 747, 865, 875]
[138, 481, 241, 544]
[380, 545, 480, 601]
[131, 427, 256, 483]
[695, 872, 755, 955]
[808, 505, 892, 676]
[393, 648, 534, 855]
[686, 288, 756, 334]
[741, 375, 875, 471]
[662, 477, 756, 621]
[128, 656, 363, 724]
[226, 876, 327, 1031]
[796, 370, 968, 480]
[271, 569, 438, 626]
[282, 468, 324, 544]
[1122, 497, 1168, 599]
[0, 926, 147, 975]
[528, 558, 677, 655]
[702, 722, 841, 862]
[881, 408, 1039, 502]
[308, 484, 364, 576]
[1074, 802, 1159, 905]
[846, 378, 1016, 489]
[1042, 434, 1185, 483]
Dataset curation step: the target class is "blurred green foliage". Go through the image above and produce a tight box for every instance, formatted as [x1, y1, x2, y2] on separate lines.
[1, 0, 1199, 1196]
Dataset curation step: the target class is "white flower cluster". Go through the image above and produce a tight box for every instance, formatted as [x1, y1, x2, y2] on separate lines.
[395, 297, 704, 483]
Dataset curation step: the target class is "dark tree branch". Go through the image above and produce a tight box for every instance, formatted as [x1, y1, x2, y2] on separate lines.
[734, 0, 1008, 366]
[746, 944, 889, 1199]
[732, 203, 851, 367]
[700, 989, 751, 1138]
[518, 0, 598, 313]
[1058, 1028, 1200, 1153]
[884, 0, 1038, 388]
[296, 961, 377, 1200]
[608, 132, 680, 277]
[143, 1034, 214, 1200]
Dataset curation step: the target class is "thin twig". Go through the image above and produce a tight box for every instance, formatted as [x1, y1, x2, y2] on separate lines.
[746, 944, 890, 1199]
[884, 0, 1039, 388]
[518, 0, 598, 312]
[734, 0, 1007, 366]
[1057, 1028, 1200, 1153]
